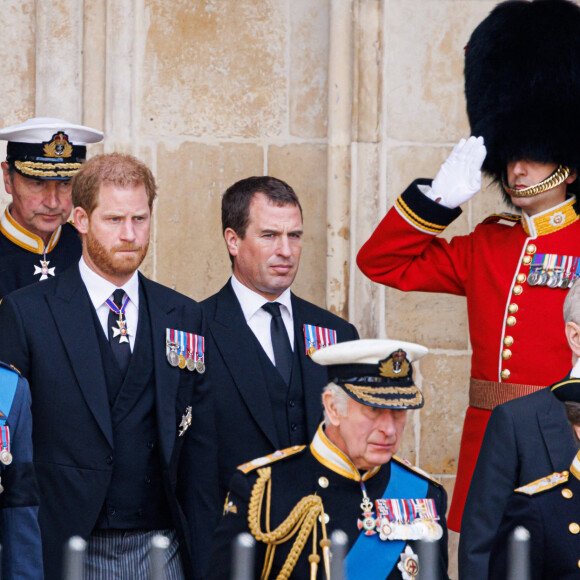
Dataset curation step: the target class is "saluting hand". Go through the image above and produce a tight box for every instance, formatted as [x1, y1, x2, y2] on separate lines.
[428, 136, 487, 208]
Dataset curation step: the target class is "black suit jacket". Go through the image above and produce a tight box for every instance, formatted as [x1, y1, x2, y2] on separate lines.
[201, 280, 359, 501]
[459, 385, 577, 580]
[0, 264, 218, 580]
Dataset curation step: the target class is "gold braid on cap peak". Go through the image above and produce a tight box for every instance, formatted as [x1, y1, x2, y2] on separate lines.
[343, 383, 423, 407]
[14, 160, 81, 178]
[248, 467, 331, 580]
[502, 165, 570, 197]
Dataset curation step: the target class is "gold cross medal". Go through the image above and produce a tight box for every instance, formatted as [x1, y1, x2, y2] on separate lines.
[34, 259, 55, 280]
[112, 317, 131, 344]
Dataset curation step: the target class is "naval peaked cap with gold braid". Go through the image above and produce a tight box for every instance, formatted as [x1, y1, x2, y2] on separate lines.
[0, 117, 103, 180]
[311, 339, 428, 410]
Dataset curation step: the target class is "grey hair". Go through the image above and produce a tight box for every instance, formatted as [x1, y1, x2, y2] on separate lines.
[322, 383, 350, 425]
[564, 278, 580, 324]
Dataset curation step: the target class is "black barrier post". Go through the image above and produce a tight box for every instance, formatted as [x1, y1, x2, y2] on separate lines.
[507, 526, 530, 580]
[150, 534, 170, 580]
[231, 532, 256, 580]
[416, 538, 439, 580]
[329, 529, 348, 580]
[63, 536, 86, 580]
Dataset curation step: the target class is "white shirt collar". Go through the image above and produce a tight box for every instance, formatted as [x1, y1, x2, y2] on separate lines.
[230, 274, 293, 321]
[78, 256, 140, 310]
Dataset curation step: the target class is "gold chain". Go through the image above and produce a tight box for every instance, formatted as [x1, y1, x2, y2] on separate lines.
[502, 165, 570, 197]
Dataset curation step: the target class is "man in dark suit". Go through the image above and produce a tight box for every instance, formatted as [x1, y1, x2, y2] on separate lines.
[0, 153, 216, 580]
[202, 176, 359, 503]
[459, 278, 580, 579]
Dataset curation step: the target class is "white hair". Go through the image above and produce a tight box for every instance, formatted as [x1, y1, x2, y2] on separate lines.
[322, 382, 350, 425]
[564, 278, 580, 324]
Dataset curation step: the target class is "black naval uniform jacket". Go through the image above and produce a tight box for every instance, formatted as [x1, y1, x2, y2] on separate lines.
[208, 426, 449, 580]
[489, 450, 580, 580]
[0, 364, 43, 580]
[0, 209, 81, 298]
[0, 264, 218, 580]
[459, 384, 577, 580]
[202, 280, 359, 502]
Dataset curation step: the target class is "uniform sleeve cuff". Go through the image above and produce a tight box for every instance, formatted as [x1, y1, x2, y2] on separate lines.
[395, 179, 462, 234]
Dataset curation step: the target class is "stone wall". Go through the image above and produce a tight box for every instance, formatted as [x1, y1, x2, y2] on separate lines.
[0, 0, 528, 575]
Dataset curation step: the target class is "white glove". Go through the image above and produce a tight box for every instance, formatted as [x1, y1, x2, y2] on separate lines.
[427, 136, 487, 209]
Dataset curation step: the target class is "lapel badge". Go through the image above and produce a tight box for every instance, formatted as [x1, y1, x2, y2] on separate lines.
[223, 493, 238, 515]
[303, 324, 337, 357]
[397, 546, 419, 579]
[178, 406, 192, 437]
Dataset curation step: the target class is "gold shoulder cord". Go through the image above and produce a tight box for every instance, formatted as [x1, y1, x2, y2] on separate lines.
[248, 467, 332, 580]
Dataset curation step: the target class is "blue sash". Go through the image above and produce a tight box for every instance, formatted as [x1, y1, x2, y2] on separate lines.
[345, 461, 429, 579]
[0, 366, 18, 426]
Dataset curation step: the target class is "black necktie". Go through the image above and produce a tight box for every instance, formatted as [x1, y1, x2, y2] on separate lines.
[108, 289, 131, 377]
[262, 302, 293, 384]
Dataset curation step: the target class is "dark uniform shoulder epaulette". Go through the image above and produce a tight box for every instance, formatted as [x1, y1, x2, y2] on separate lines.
[392, 456, 443, 488]
[515, 471, 569, 496]
[0, 361, 20, 376]
[482, 212, 521, 226]
[237, 445, 306, 474]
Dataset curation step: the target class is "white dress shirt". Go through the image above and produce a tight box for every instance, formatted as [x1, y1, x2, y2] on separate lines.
[79, 257, 140, 352]
[230, 274, 294, 365]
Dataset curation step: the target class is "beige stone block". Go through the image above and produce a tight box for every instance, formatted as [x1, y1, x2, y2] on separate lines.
[386, 0, 498, 143]
[289, 0, 329, 139]
[386, 145, 470, 239]
[352, 143, 381, 336]
[268, 144, 327, 308]
[142, 0, 287, 138]
[155, 142, 263, 299]
[419, 354, 470, 475]
[83, 0, 106, 134]
[353, 0, 381, 143]
[0, 2, 35, 124]
[386, 288, 468, 350]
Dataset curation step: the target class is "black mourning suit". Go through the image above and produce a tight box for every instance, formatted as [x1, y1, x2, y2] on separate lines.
[202, 280, 359, 502]
[0, 264, 218, 580]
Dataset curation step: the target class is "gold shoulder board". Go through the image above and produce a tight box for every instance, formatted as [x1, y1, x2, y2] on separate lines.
[516, 471, 569, 495]
[237, 445, 306, 474]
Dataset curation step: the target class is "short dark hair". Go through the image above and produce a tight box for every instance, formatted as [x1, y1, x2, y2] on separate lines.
[221, 176, 302, 239]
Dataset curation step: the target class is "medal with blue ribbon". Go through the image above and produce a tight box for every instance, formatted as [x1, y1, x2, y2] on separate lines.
[106, 293, 131, 343]
[303, 324, 338, 357]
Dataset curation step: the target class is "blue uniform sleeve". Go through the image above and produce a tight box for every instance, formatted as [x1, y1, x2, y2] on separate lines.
[0, 376, 43, 580]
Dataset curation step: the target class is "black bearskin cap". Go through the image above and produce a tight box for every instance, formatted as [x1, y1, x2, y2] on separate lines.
[465, 0, 580, 183]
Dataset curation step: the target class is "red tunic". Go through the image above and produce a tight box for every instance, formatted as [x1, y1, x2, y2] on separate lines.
[357, 179, 580, 530]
